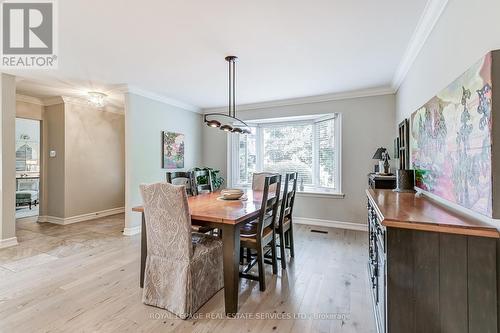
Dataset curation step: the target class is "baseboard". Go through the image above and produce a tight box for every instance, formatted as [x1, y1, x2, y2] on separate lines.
[0, 237, 18, 249]
[123, 225, 141, 236]
[294, 217, 368, 232]
[38, 207, 125, 225]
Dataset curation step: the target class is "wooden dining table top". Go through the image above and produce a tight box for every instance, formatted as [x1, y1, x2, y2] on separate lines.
[132, 189, 268, 225]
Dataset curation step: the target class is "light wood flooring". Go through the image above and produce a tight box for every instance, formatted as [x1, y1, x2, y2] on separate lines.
[0, 214, 375, 333]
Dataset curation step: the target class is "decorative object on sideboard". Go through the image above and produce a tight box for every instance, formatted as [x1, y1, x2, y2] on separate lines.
[372, 147, 391, 175]
[393, 138, 400, 159]
[204, 56, 251, 134]
[410, 50, 499, 218]
[393, 169, 415, 193]
[161, 131, 185, 169]
[398, 119, 409, 169]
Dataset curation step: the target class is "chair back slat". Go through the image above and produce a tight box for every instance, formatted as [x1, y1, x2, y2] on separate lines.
[166, 172, 194, 196]
[256, 174, 282, 236]
[192, 170, 213, 195]
[278, 172, 298, 229]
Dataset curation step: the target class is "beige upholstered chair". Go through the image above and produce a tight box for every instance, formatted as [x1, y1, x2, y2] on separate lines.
[252, 172, 278, 191]
[139, 182, 224, 319]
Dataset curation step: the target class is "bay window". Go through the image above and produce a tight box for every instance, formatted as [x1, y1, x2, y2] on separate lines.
[230, 114, 341, 194]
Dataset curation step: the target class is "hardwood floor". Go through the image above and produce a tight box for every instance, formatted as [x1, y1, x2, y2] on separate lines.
[0, 214, 375, 333]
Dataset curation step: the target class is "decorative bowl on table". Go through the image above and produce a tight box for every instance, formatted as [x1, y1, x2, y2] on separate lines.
[220, 188, 244, 200]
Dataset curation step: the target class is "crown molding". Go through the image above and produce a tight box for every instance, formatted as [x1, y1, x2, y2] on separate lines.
[392, 0, 449, 91]
[18, 95, 124, 115]
[16, 94, 44, 106]
[203, 86, 395, 113]
[120, 84, 201, 113]
[41, 96, 64, 106]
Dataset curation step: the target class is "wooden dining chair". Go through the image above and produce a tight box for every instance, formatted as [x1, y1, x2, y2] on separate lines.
[275, 172, 298, 269]
[192, 170, 213, 195]
[239, 174, 281, 291]
[139, 182, 224, 319]
[166, 172, 212, 234]
[166, 172, 194, 196]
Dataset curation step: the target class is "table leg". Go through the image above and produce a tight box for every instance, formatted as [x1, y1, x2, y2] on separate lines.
[140, 212, 146, 288]
[221, 224, 240, 316]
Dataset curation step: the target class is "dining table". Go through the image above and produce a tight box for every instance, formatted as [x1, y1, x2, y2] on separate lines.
[132, 189, 269, 316]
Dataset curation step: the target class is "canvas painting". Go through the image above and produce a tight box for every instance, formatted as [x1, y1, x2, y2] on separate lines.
[410, 53, 493, 217]
[162, 131, 185, 169]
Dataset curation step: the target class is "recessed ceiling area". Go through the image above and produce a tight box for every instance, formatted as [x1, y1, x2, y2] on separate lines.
[7, 0, 428, 109]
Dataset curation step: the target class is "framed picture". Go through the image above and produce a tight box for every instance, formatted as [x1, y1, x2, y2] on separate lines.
[161, 131, 184, 169]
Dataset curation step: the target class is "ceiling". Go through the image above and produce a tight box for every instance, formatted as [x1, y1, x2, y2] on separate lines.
[11, 0, 428, 110]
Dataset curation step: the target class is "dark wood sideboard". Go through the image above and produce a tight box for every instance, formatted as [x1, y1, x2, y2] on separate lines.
[366, 189, 500, 333]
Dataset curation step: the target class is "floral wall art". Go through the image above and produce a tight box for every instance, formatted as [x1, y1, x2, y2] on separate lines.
[410, 52, 494, 217]
[162, 131, 185, 169]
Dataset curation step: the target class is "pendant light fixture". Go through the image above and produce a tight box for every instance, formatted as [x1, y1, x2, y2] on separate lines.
[204, 56, 250, 134]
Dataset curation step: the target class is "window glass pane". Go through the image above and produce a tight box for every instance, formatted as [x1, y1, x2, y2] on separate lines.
[238, 127, 257, 184]
[262, 124, 313, 185]
[318, 118, 335, 188]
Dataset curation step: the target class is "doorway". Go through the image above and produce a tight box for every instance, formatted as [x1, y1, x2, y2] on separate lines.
[15, 118, 41, 220]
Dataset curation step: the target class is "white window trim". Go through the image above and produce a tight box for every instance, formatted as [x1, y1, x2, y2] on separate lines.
[228, 114, 343, 196]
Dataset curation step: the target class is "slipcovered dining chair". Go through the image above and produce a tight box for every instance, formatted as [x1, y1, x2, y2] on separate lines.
[139, 182, 224, 319]
[166, 172, 212, 234]
[252, 172, 278, 191]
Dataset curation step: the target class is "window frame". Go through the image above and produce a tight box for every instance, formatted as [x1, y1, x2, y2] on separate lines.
[228, 113, 342, 195]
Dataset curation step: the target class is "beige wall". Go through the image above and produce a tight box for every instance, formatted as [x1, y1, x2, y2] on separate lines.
[15, 98, 125, 220]
[64, 103, 125, 217]
[43, 103, 66, 218]
[0, 74, 17, 242]
[203, 94, 396, 225]
[16, 100, 44, 120]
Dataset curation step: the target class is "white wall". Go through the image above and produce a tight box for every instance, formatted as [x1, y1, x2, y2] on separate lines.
[396, 0, 500, 124]
[203, 94, 396, 225]
[124, 93, 203, 233]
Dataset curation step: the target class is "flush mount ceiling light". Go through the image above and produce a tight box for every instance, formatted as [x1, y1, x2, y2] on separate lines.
[204, 56, 250, 134]
[87, 91, 107, 108]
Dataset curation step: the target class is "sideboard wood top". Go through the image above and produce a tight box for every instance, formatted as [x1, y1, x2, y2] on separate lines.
[366, 189, 500, 238]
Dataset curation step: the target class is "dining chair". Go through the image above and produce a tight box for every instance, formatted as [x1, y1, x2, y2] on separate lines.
[192, 169, 213, 195]
[239, 174, 281, 291]
[139, 181, 224, 319]
[166, 172, 212, 234]
[166, 172, 194, 196]
[251, 172, 278, 191]
[275, 172, 298, 269]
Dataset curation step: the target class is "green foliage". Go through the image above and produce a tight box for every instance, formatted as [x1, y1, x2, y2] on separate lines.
[192, 167, 225, 190]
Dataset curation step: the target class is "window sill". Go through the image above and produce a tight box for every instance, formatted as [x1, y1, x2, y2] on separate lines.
[296, 191, 345, 199]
